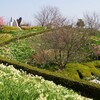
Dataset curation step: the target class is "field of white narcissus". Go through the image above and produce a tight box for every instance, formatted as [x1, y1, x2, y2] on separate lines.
[0, 64, 92, 100]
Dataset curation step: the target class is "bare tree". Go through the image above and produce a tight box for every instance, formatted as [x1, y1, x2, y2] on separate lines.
[31, 27, 91, 69]
[35, 6, 67, 28]
[84, 12, 100, 29]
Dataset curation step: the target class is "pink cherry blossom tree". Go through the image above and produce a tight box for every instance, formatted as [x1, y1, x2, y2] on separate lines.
[0, 17, 5, 30]
[0, 17, 5, 25]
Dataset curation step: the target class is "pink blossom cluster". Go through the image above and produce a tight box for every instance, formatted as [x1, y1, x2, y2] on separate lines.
[0, 17, 5, 25]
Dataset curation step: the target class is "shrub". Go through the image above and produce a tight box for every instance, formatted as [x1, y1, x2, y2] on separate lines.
[84, 61, 100, 71]
[82, 61, 100, 77]
[60, 62, 100, 80]
[0, 34, 13, 44]
[92, 60, 100, 68]
[65, 63, 93, 80]
[32, 27, 91, 69]
[1, 26, 20, 34]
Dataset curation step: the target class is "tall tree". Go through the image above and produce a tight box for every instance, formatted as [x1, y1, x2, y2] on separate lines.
[84, 12, 100, 29]
[35, 6, 66, 28]
[31, 27, 91, 69]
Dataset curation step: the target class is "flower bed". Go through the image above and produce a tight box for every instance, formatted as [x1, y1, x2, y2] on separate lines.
[0, 64, 91, 100]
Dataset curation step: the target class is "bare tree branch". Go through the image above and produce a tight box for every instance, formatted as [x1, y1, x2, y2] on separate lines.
[84, 12, 100, 29]
[35, 6, 67, 29]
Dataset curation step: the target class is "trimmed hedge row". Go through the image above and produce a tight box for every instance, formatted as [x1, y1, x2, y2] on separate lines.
[21, 26, 47, 31]
[64, 62, 100, 80]
[0, 34, 13, 44]
[84, 60, 100, 68]
[1, 26, 20, 32]
[0, 29, 49, 46]
[0, 56, 100, 99]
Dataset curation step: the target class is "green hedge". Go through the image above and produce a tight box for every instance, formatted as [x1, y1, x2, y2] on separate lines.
[1, 26, 20, 32]
[0, 34, 13, 44]
[21, 26, 46, 31]
[84, 61, 100, 68]
[0, 56, 100, 99]
[0, 29, 49, 46]
[64, 63, 100, 80]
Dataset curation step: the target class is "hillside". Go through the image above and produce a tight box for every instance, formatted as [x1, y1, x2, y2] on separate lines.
[0, 26, 100, 99]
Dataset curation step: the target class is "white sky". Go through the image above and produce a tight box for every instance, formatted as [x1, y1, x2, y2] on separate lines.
[0, 0, 100, 25]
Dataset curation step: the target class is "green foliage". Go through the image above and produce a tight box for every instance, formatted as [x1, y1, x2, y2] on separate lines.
[0, 34, 13, 44]
[95, 30, 100, 37]
[84, 61, 100, 68]
[0, 56, 99, 99]
[9, 41, 32, 62]
[1, 26, 20, 34]
[30, 26, 47, 30]
[21, 26, 46, 31]
[0, 32, 99, 80]
[0, 25, 47, 37]
[0, 39, 33, 63]
[31, 28, 92, 68]
[91, 36, 100, 45]
[0, 29, 50, 63]
[0, 25, 100, 99]
[65, 63, 96, 79]
[0, 63, 90, 100]
[55, 62, 100, 80]
[93, 61, 100, 68]
[91, 30, 100, 45]
[84, 61, 100, 75]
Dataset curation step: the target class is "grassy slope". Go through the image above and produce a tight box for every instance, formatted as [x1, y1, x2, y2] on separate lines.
[0, 27, 100, 99]
[0, 34, 13, 44]
[0, 27, 100, 80]
[0, 26, 48, 46]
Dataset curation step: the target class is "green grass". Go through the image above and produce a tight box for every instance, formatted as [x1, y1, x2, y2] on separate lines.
[0, 38, 33, 63]
[0, 25, 48, 47]
[0, 31, 45, 63]
[0, 26, 47, 37]
[91, 31, 100, 45]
